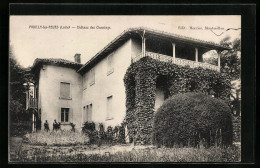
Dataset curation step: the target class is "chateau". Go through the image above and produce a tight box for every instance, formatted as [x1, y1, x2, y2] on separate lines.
[28, 27, 230, 132]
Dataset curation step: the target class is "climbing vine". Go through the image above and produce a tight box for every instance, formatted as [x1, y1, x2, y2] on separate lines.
[124, 57, 232, 144]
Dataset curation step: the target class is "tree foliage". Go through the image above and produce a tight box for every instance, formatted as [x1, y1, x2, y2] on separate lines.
[220, 37, 241, 116]
[204, 36, 241, 116]
[9, 46, 32, 122]
[219, 37, 241, 80]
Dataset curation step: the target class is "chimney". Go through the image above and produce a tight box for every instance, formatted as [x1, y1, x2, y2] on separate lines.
[74, 53, 81, 63]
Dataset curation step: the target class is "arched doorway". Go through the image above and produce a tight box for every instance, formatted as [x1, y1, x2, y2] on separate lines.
[155, 75, 170, 111]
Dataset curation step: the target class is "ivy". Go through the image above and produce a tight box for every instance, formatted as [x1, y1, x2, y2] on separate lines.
[124, 57, 232, 144]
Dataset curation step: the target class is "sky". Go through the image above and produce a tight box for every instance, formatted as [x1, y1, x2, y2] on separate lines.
[10, 15, 241, 68]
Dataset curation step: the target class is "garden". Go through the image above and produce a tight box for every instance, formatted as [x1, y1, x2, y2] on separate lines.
[10, 93, 241, 162]
[10, 131, 240, 162]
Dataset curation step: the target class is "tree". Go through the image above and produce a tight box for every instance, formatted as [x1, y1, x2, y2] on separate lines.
[219, 37, 241, 116]
[9, 46, 30, 122]
[219, 36, 241, 80]
[204, 36, 241, 116]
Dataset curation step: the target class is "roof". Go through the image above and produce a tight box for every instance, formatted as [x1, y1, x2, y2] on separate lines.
[77, 27, 231, 74]
[31, 58, 83, 73]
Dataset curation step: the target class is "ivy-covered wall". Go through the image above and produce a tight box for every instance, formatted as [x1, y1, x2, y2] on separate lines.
[124, 57, 232, 144]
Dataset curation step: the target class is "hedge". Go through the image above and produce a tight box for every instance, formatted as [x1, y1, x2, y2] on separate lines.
[153, 92, 233, 147]
[124, 57, 232, 144]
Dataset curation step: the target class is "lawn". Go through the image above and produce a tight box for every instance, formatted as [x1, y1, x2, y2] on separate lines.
[23, 130, 89, 146]
[9, 131, 241, 162]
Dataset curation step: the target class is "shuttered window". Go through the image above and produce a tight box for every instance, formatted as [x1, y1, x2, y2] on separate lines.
[86, 105, 88, 121]
[83, 75, 88, 90]
[84, 104, 92, 122]
[89, 69, 95, 86]
[88, 104, 92, 121]
[83, 106, 86, 121]
[60, 82, 70, 99]
[106, 96, 113, 120]
[107, 53, 114, 75]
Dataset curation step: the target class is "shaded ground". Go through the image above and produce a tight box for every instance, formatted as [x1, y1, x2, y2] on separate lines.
[9, 137, 23, 160]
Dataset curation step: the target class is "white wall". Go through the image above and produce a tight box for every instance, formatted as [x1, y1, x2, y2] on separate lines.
[131, 38, 142, 59]
[82, 39, 132, 128]
[38, 37, 141, 130]
[38, 65, 82, 130]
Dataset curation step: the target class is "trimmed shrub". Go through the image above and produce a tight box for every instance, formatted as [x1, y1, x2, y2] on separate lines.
[153, 92, 233, 148]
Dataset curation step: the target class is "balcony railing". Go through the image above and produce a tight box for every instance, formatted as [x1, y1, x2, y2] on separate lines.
[132, 52, 220, 72]
[28, 97, 37, 108]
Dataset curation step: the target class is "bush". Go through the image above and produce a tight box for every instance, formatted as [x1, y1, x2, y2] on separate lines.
[82, 122, 97, 144]
[81, 122, 126, 146]
[153, 92, 233, 148]
[82, 122, 96, 133]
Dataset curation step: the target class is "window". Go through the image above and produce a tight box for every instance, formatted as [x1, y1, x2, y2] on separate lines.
[83, 75, 87, 90]
[84, 104, 92, 122]
[86, 105, 88, 121]
[60, 82, 71, 99]
[106, 96, 113, 120]
[88, 104, 92, 121]
[61, 108, 69, 123]
[89, 69, 95, 86]
[83, 106, 86, 121]
[107, 53, 114, 75]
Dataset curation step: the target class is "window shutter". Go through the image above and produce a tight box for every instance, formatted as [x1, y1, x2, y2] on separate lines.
[58, 107, 61, 122]
[89, 105, 92, 122]
[86, 105, 88, 122]
[108, 55, 111, 71]
[83, 106, 85, 122]
[107, 54, 114, 75]
[93, 71, 95, 84]
[65, 84, 70, 98]
[60, 83, 64, 97]
[60, 82, 70, 98]
[107, 96, 112, 119]
[69, 83, 72, 98]
[89, 69, 95, 85]
[69, 108, 73, 123]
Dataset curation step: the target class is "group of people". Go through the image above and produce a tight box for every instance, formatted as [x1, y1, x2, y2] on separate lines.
[43, 120, 61, 132]
[44, 120, 75, 132]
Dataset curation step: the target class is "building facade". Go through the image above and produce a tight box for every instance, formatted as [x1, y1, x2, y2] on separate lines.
[29, 27, 230, 131]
